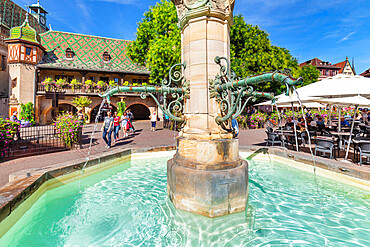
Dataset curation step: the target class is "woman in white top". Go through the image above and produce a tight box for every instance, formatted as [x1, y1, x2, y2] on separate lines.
[121, 112, 129, 137]
[150, 112, 157, 131]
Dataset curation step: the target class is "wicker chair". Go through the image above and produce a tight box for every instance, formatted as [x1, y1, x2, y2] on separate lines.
[265, 131, 283, 147]
[357, 142, 370, 165]
[315, 138, 335, 159]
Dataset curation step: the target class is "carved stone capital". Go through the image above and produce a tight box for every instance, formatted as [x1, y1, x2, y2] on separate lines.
[172, 0, 235, 29]
[9, 94, 19, 106]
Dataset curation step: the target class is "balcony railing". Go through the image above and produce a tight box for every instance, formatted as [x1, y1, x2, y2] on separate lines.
[36, 83, 143, 96]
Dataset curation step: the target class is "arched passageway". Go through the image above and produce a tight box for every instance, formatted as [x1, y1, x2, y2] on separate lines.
[58, 103, 77, 115]
[90, 103, 117, 122]
[127, 104, 150, 120]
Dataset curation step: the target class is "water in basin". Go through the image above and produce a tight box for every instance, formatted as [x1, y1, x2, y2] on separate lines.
[0, 153, 369, 246]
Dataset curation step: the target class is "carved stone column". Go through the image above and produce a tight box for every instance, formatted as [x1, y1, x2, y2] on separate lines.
[168, 0, 247, 218]
[174, 0, 235, 139]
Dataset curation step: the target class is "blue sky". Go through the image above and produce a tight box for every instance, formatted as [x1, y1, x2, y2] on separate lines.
[17, 0, 370, 74]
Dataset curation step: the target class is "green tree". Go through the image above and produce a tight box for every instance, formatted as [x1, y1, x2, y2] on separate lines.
[127, 0, 180, 85]
[128, 4, 301, 95]
[296, 65, 320, 87]
[230, 15, 300, 94]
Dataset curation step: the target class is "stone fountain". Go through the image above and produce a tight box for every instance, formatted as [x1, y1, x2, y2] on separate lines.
[100, 0, 302, 217]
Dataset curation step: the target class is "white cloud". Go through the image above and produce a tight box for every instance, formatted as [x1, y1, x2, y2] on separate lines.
[76, 0, 90, 19]
[338, 31, 356, 43]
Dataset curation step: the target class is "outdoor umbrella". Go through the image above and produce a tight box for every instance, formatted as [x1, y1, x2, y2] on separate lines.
[257, 74, 370, 106]
[310, 95, 370, 160]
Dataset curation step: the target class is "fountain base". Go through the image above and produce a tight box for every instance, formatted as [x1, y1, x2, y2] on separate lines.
[167, 137, 248, 217]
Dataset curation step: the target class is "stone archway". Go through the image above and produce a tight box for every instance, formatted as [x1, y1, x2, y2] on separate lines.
[58, 103, 78, 115]
[127, 103, 151, 120]
[90, 103, 117, 122]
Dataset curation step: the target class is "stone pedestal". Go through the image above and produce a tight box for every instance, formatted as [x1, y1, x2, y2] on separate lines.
[167, 137, 248, 217]
[167, 1, 247, 217]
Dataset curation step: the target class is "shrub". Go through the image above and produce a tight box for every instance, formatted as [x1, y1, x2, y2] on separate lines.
[0, 118, 20, 158]
[19, 102, 35, 125]
[117, 101, 126, 117]
[54, 113, 82, 148]
[250, 111, 267, 128]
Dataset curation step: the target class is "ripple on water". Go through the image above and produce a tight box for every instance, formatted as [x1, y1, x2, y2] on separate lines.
[0, 156, 369, 247]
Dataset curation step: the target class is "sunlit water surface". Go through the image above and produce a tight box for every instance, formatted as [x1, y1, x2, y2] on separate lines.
[0, 155, 369, 247]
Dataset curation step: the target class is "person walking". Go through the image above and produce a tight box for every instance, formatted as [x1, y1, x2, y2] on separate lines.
[232, 118, 239, 138]
[121, 112, 129, 138]
[10, 111, 21, 140]
[126, 109, 135, 132]
[101, 111, 114, 148]
[150, 112, 157, 131]
[113, 111, 121, 142]
[163, 114, 169, 128]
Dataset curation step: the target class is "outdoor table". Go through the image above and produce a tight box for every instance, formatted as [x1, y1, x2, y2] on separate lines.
[330, 131, 351, 149]
[276, 131, 296, 147]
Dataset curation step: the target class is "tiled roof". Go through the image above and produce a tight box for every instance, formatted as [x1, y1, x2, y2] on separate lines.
[7, 17, 40, 44]
[0, 0, 48, 35]
[333, 61, 346, 73]
[360, 68, 370, 77]
[38, 31, 150, 75]
[300, 58, 341, 69]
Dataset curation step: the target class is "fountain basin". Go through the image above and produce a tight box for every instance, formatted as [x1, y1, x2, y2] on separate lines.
[0, 148, 369, 246]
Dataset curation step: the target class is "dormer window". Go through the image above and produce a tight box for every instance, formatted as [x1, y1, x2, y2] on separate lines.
[65, 48, 74, 59]
[103, 51, 111, 62]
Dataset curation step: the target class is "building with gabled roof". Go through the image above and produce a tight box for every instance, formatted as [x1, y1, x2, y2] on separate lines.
[300, 57, 356, 80]
[0, 0, 48, 117]
[333, 57, 356, 76]
[38, 31, 149, 75]
[299, 58, 341, 80]
[360, 68, 370, 78]
[4, 1, 156, 124]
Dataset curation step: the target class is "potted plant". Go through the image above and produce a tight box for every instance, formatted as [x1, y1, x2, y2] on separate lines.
[41, 77, 54, 91]
[55, 78, 67, 91]
[108, 80, 117, 88]
[71, 79, 82, 92]
[85, 79, 94, 93]
[96, 80, 107, 92]
[72, 96, 92, 123]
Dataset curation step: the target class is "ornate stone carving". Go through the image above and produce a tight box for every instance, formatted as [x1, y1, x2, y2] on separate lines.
[184, 0, 209, 9]
[172, 0, 235, 28]
[9, 94, 19, 105]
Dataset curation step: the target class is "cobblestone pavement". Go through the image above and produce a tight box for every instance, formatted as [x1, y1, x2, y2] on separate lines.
[0, 121, 267, 187]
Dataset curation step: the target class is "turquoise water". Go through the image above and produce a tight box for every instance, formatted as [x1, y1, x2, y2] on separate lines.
[0, 154, 369, 246]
